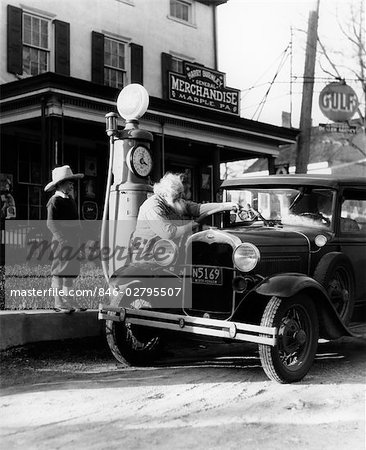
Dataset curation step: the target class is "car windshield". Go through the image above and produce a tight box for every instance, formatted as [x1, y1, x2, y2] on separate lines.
[225, 186, 335, 229]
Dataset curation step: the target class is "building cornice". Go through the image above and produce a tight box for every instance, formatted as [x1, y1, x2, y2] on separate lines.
[0, 73, 299, 145]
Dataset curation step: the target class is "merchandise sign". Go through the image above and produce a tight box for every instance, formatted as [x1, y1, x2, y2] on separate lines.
[319, 82, 359, 122]
[169, 62, 240, 115]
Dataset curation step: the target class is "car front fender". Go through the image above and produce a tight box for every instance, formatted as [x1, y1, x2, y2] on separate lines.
[254, 272, 352, 339]
[254, 272, 328, 298]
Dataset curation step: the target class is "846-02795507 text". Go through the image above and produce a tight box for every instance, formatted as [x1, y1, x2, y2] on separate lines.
[8, 287, 182, 298]
[123, 287, 182, 297]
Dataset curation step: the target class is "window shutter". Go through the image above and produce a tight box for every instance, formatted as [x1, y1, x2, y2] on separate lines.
[161, 53, 173, 99]
[7, 5, 23, 74]
[54, 20, 70, 76]
[130, 43, 143, 85]
[91, 31, 104, 84]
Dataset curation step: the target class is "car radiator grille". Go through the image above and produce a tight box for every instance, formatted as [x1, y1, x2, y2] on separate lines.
[184, 241, 234, 315]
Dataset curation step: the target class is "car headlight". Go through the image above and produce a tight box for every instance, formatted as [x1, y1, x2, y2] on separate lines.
[233, 243, 260, 272]
[152, 239, 178, 266]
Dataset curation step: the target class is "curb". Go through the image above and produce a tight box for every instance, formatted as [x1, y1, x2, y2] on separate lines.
[0, 310, 103, 350]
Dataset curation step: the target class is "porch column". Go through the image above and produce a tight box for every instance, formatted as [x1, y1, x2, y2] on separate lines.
[213, 145, 222, 201]
[151, 133, 163, 183]
[268, 156, 276, 175]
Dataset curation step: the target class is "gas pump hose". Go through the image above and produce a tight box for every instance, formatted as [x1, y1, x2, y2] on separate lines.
[101, 136, 115, 284]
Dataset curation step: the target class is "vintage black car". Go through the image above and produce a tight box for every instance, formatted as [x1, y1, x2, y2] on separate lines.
[99, 175, 366, 383]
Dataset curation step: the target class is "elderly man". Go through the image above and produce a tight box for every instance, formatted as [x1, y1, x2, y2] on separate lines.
[130, 172, 238, 260]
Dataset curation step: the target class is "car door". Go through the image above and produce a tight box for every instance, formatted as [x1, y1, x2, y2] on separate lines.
[338, 187, 366, 302]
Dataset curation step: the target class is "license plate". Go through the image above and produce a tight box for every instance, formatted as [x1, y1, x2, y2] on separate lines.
[192, 266, 223, 286]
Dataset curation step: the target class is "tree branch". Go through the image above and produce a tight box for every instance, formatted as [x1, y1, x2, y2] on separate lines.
[317, 37, 342, 79]
[319, 60, 339, 79]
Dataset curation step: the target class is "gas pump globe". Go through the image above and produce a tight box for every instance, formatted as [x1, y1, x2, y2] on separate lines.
[103, 84, 153, 279]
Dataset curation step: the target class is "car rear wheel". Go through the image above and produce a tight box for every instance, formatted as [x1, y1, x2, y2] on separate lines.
[259, 295, 319, 383]
[105, 293, 162, 366]
[313, 253, 355, 325]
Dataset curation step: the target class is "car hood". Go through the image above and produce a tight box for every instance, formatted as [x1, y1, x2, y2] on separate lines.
[223, 224, 334, 251]
[190, 225, 333, 275]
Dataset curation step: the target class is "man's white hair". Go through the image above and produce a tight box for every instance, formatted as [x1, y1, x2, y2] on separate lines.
[154, 172, 184, 198]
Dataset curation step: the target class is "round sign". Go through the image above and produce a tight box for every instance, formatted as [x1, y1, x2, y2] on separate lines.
[319, 82, 359, 122]
[117, 84, 149, 120]
[82, 201, 98, 220]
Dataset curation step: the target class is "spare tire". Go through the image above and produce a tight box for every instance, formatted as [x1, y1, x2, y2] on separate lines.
[313, 252, 355, 325]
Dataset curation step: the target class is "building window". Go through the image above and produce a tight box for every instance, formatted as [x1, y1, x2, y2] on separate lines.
[104, 37, 127, 89]
[16, 142, 42, 219]
[170, 0, 192, 23]
[28, 186, 42, 219]
[22, 13, 50, 76]
[171, 56, 184, 74]
[18, 145, 41, 185]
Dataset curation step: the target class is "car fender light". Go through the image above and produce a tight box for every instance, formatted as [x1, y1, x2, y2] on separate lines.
[233, 243, 260, 272]
[152, 239, 178, 266]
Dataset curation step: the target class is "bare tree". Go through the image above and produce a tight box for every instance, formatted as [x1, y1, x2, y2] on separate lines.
[317, 0, 365, 122]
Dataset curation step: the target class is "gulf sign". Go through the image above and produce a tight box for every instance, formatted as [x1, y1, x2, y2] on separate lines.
[319, 82, 359, 122]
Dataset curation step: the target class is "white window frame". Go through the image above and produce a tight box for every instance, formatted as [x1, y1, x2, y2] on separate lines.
[103, 36, 129, 89]
[22, 12, 51, 76]
[168, 0, 196, 27]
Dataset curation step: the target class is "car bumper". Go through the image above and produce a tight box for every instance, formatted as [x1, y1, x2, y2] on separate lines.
[99, 304, 277, 346]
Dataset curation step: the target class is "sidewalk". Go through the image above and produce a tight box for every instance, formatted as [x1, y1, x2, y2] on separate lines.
[0, 310, 102, 350]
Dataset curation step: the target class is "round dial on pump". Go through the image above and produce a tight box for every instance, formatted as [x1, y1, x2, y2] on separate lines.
[129, 145, 153, 177]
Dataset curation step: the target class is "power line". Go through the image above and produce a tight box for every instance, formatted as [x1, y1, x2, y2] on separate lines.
[251, 44, 290, 121]
[293, 75, 364, 82]
[240, 46, 293, 101]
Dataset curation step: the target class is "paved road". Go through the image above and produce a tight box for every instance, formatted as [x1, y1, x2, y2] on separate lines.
[1, 335, 365, 450]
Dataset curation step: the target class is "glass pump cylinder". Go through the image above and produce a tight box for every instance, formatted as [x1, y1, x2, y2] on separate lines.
[105, 112, 118, 137]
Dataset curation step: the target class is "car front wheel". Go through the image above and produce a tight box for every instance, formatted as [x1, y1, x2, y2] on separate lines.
[105, 294, 162, 366]
[259, 295, 319, 383]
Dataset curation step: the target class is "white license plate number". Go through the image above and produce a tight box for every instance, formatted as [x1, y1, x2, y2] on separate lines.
[192, 266, 223, 286]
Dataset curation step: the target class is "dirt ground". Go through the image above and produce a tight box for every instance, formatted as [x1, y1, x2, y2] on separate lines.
[1, 334, 365, 450]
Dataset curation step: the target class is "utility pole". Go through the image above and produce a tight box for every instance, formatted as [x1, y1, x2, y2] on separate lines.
[295, 0, 320, 173]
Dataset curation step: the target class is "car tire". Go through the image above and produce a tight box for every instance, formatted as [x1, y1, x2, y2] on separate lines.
[259, 295, 319, 383]
[313, 252, 355, 325]
[105, 292, 162, 366]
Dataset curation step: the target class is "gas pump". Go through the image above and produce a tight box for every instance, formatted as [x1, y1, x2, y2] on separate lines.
[102, 84, 153, 281]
